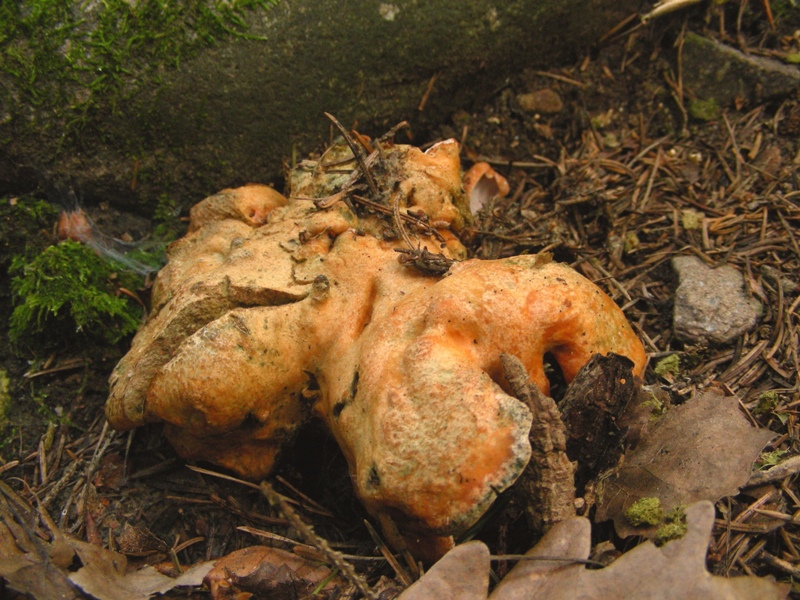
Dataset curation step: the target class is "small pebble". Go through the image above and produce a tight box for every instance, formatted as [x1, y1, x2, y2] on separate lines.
[672, 256, 762, 344]
[517, 88, 563, 114]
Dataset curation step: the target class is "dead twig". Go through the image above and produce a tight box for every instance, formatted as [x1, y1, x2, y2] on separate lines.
[392, 191, 455, 276]
[324, 112, 379, 198]
[417, 73, 439, 111]
[261, 481, 379, 600]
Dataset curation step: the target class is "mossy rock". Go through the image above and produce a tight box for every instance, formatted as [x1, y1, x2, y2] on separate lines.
[0, 0, 639, 210]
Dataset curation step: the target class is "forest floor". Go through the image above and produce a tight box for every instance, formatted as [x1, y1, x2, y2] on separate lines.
[1, 4, 800, 599]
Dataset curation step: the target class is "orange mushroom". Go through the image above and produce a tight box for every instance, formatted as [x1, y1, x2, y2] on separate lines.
[463, 161, 511, 213]
[106, 141, 645, 561]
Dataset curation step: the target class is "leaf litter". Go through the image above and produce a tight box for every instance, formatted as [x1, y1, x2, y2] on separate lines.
[0, 481, 213, 600]
[402, 502, 788, 599]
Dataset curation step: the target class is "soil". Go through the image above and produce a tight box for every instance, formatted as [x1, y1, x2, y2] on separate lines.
[2, 4, 800, 598]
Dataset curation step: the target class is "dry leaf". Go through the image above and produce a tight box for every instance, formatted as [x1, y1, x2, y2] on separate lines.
[492, 502, 787, 599]
[0, 486, 211, 600]
[68, 538, 213, 600]
[400, 502, 789, 599]
[116, 522, 170, 556]
[595, 391, 776, 537]
[204, 545, 341, 599]
[0, 552, 82, 600]
[400, 541, 489, 600]
[488, 518, 590, 598]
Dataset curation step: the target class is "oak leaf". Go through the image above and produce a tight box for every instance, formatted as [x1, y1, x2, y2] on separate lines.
[595, 391, 776, 537]
[399, 502, 788, 599]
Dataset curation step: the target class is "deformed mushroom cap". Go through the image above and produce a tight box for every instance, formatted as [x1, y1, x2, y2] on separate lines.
[106, 145, 646, 562]
[327, 253, 645, 555]
[188, 184, 287, 232]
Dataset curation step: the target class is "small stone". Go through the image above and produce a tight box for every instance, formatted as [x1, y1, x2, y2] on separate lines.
[533, 122, 553, 139]
[517, 88, 563, 114]
[672, 256, 762, 344]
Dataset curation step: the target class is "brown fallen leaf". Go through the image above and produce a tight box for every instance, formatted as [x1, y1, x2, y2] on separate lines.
[116, 522, 170, 557]
[0, 481, 212, 600]
[204, 545, 342, 599]
[68, 539, 213, 600]
[488, 517, 590, 599]
[399, 541, 489, 600]
[0, 551, 82, 600]
[1, 531, 212, 600]
[400, 502, 789, 599]
[492, 501, 788, 599]
[595, 391, 776, 537]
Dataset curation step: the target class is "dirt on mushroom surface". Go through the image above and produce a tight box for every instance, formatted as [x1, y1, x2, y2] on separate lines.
[2, 4, 800, 598]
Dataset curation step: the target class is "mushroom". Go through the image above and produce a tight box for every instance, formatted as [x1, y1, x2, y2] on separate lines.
[106, 140, 645, 561]
[462, 162, 511, 213]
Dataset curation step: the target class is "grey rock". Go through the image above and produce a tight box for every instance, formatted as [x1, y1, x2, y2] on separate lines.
[682, 32, 800, 108]
[672, 256, 762, 344]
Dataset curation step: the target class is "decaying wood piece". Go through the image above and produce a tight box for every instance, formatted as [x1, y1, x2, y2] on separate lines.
[501, 353, 576, 533]
[559, 353, 640, 485]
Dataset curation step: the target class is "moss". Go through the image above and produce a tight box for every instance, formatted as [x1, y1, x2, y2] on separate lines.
[0, 0, 279, 144]
[151, 193, 187, 242]
[1, 195, 60, 302]
[643, 391, 668, 419]
[624, 232, 640, 254]
[654, 354, 680, 378]
[681, 209, 703, 230]
[625, 497, 663, 527]
[654, 506, 687, 546]
[688, 98, 721, 122]
[758, 449, 788, 469]
[9, 240, 143, 348]
[771, 0, 800, 27]
[753, 390, 780, 416]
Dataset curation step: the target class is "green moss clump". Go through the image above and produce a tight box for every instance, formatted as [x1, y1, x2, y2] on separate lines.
[753, 390, 780, 416]
[643, 392, 668, 419]
[681, 209, 703, 231]
[689, 98, 721, 122]
[654, 506, 687, 546]
[758, 449, 788, 469]
[625, 497, 663, 527]
[1, 196, 59, 263]
[9, 240, 142, 346]
[654, 354, 680, 378]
